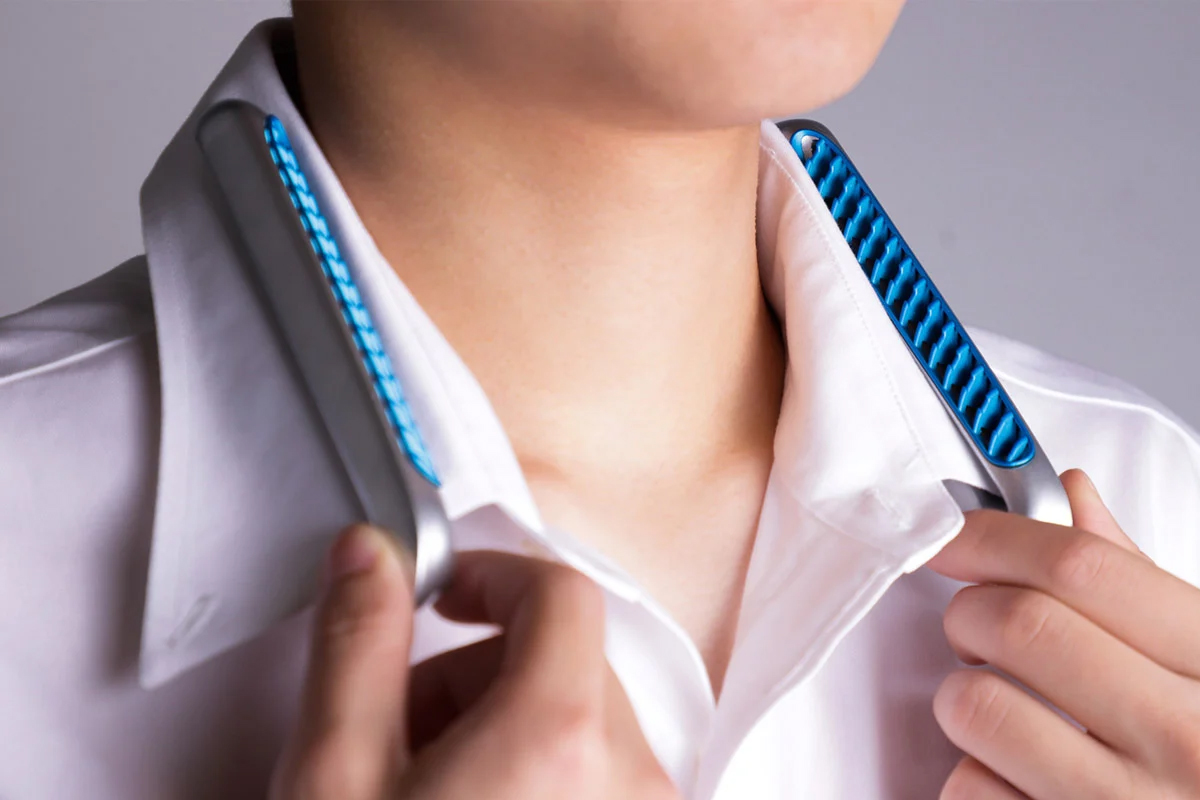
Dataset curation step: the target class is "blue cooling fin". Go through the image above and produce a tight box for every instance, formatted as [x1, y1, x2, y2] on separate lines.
[263, 116, 440, 486]
[789, 128, 1034, 469]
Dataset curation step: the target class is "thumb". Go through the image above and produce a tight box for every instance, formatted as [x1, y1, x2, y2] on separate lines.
[278, 524, 416, 798]
[1060, 468, 1146, 559]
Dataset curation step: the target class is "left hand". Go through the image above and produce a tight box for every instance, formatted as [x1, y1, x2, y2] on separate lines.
[926, 468, 1200, 800]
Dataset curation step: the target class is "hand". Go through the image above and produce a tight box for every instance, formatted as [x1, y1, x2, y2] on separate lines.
[270, 525, 677, 800]
[926, 468, 1200, 799]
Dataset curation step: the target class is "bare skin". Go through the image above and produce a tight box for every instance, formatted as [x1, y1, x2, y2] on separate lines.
[278, 3, 906, 796]
[290, 0, 902, 693]
[279, 5, 1200, 799]
[281, 474, 1200, 800]
[925, 469, 1200, 800]
[271, 525, 679, 800]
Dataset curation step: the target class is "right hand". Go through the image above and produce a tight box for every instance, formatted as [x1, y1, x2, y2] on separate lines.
[270, 524, 678, 800]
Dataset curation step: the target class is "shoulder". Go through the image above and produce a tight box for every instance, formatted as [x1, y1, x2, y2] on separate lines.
[0, 257, 161, 532]
[970, 327, 1200, 583]
[969, 326, 1200, 464]
[0, 255, 155, 382]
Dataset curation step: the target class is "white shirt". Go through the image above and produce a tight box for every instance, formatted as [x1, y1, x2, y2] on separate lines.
[3, 19, 1199, 800]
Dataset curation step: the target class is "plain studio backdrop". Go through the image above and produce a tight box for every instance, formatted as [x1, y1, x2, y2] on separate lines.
[2, 2, 1198, 429]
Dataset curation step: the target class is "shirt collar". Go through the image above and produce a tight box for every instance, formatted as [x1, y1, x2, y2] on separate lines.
[137, 19, 989, 688]
[755, 121, 988, 565]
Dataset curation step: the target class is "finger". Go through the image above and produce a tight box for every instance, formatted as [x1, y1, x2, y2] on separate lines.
[933, 669, 1139, 800]
[406, 635, 506, 751]
[281, 525, 415, 798]
[434, 550, 608, 708]
[943, 584, 1188, 760]
[940, 756, 1031, 800]
[1060, 469, 1146, 559]
[927, 510, 1200, 680]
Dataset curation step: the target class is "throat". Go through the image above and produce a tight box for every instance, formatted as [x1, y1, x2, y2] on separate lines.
[527, 449, 777, 697]
[515, 292, 787, 696]
[293, 39, 789, 685]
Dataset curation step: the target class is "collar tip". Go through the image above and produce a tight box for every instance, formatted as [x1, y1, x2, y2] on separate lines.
[137, 649, 180, 690]
[898, 516, 966, 575]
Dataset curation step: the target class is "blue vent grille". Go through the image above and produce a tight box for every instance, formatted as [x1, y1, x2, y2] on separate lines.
[264, 116, 440, 486]
[792, 130, 1034, 469]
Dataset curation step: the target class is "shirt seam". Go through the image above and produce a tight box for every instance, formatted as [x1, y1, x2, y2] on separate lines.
[995, 365, 1200, 461]
[0, 330, 153, 390]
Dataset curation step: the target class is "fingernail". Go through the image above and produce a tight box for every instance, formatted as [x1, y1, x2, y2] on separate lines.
[1079, 470, 1098, 495]
[328, 525, 382, 582]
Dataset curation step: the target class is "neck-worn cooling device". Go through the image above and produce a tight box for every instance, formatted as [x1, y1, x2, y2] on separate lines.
[777, 119, 1072, 527]
[197, 100, 452, 603]
[195, 101, 1072, 604]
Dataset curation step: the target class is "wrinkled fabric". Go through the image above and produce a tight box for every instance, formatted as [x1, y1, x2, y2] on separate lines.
[2, 18, 1199, 800]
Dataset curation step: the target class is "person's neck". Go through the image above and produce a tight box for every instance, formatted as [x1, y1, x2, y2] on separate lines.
[292, 9, 785, 510]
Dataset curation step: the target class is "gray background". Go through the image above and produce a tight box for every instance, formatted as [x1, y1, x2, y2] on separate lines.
[2, 2, 1198, 424]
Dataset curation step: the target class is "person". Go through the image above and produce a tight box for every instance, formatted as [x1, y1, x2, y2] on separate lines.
[2, 3, 1200, 798]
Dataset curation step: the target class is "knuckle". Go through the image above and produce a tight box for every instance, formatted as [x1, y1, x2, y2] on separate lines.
[317, 602, 374, 642]
[997, 589, 1056, 655]
[1048, 532, 1110, 592]
[315, 578, 403, 650]
[317, 597, 393, 650]
[935, 670, 1011, 745]
[941, 585, 981, 646]
[319, 583, 380, 635]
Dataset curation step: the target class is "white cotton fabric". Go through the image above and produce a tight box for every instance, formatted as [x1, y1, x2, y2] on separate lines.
[2, 19, 1199, 800]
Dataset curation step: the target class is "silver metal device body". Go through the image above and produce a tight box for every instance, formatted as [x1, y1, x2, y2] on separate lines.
[196, 99, 454, 602]
[776, 117, 1072, 527]
[935, 389, 1072, 526]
